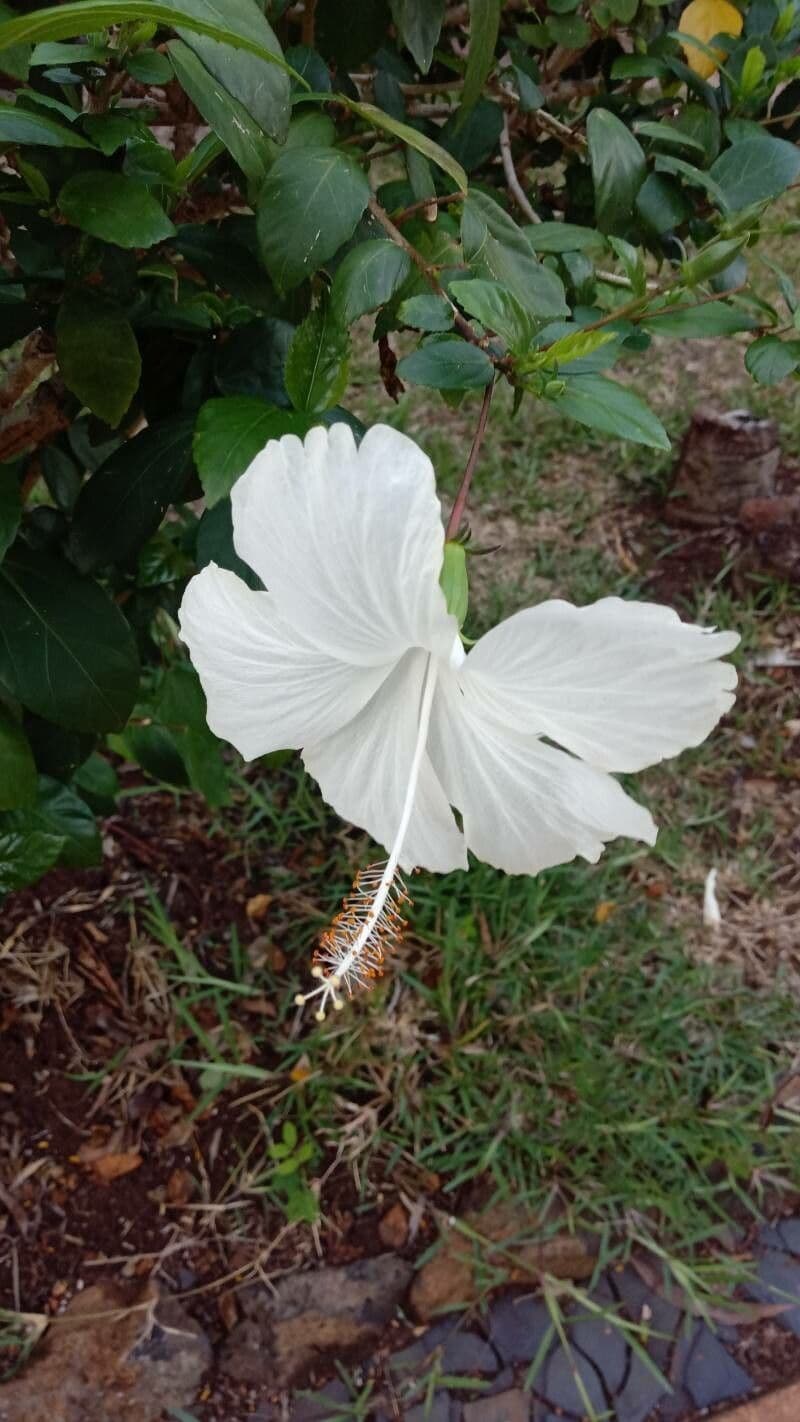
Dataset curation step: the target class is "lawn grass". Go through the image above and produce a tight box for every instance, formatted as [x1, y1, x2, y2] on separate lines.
[104, 233, 800, 1316]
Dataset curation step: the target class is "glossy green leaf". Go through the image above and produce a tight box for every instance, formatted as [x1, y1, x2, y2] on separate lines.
[4, 775, 100, 867]
[398, 293, 455, 331]
[256, 146, 370, 292]
[196, 497, 262, 589]
[461, 0, 501, 119]
[461, 190, 568, 320]
[58, 171, 175, 248]
[390, 0, 445, 72]
[636, 173, 692, 235]
[0, 99, 92, 147]
[710, 135, 800, 211]
[285, 302, 350, 414]
[82, 112, 144, 155]
[448, 277, 533, 351]
[167, 39, 272, 186]
[69, 417, 195, 571]
[644, 303, 757, 337]
[0, 830, 64, 897]
[194, 397, 312, 504]
[161, 0, 290, 139]
[524, 222, 605, 254]
[397, 338, 494, 390]
[0, 708, 36, 810]
[56, 289, 141, 428]
[587, 108, 647, 236]
[745, 335, 800, 384]
[125, 47, 173, 82]
[0, 3, 303, 85]
[346, 101, 468, 193]
[330, 240, 411, 324]
[0, 1, 30, 80]
[0, 546, 139, 732]
[554, 374, 670, 450]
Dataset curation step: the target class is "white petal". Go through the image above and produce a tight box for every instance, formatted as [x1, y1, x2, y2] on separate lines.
[231, 423, 457, 666]
[179, 564, 392, 761]
[428, 670, 657, 876]
[303, 650, 467, 874]
[462, 597, 739, 773]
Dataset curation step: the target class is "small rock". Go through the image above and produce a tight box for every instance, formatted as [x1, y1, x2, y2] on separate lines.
[410, 1202, 595, 1321]
[378, 1201, 409, 1249]
[291, 1380, 352, 1421]
[722, 1379, 800, 1421]
[463, 1389, 529, 1422]
[613, 1352, 669, 1422]
[406, 1395, 455, 1422]
[0, 1280, 210, 1422]
[777, 1218, 800, 1256]
[565, 1275, 627, 1395]
[220, 1254, 412, 1387]
[675, 1322, 753, 1408]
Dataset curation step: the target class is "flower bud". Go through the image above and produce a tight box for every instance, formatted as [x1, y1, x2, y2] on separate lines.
[440, 540, 469, 628]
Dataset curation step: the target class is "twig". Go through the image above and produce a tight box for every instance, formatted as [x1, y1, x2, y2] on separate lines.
[446, 381, 495, 540]
[499, 112, 541, 224]
[392, 192, 463, 224]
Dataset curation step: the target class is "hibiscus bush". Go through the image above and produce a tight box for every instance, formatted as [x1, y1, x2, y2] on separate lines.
[0, 0, 799, 897]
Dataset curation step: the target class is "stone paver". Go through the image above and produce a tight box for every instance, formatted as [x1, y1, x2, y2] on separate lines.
[678, 1322, 753, 1408]
[488, 1296, 552, 1366]
[745, 1247, 800, 1335]
[283, 1212, 800, 1421]
[463, 1389, 529, 1422]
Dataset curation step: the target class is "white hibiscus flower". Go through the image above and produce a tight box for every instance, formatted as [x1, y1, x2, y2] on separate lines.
[179, 423, 738, 1019]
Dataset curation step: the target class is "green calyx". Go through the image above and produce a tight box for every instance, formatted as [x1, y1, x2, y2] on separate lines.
[440, 539, 469, 628]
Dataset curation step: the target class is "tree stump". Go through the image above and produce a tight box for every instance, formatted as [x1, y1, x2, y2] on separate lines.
[667, 406, 781, 526]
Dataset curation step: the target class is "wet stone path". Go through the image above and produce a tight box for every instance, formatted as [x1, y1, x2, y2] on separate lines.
[286, 1222, 800, 1422]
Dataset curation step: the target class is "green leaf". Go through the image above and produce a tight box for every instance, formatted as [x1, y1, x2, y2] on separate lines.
[256, 146, 370, 292]
[82, 112, 144, 155]
[0, 1, 30, 80]
[745, 335, 800, 384]
[167, 39, 272, 187]
[644, 302, 757, 337]
[681, 236, 747, 286]
[524, 222, 605, 254]
[461, 0, 501, 119]
[194, 397, 312, 504]
[553, 374, 670, 450]
[0, 708, 36, 810]
[4, 775, 100, 868]
[56, 289, 141, 428]
[587, 108, 647, 236]
[0, 3, 304, 86]
[448, 277, 533, 351]
[73, 751, 119, 814]
[709, 135, 800, 211]
[0, 475, 21, 562]
[461, 190, 568, 320]
[636, 172, 692, 235]
[633, 120, 706, 156]
[196, 497, 262, 589]
[69, 417, 195, 571]
[330, 239, 411, 324]
[285, 302, 350, 414]
[398, 293, 455, 331]
[0, 545, 139, 732]
[125, 47, 173, 82]
[397, 338, 494, 390]
[58, 171, 175, 249]
[390, 0, 445, 72]
[158, 661, 229, 806]
[0, 829, 64, 897]
[161, 0, 289, 138]
[345, 101, 468, 193]
[0, 99, 93, 147]
[126, 723, 190, 786]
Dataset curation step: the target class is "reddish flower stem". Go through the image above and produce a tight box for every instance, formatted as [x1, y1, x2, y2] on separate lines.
[445, 380, 494, 540]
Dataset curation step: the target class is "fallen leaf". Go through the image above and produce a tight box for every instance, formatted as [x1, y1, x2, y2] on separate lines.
[90, 1151, 143, 1184]
[291, 1054, 312, 1084]
[379, 1201, 410, 1249]
[246, 892, 273, 921]
[218, 1290, 239, 1332]
[594, 900, 616, 924]
[165, 1167, 194, 1205]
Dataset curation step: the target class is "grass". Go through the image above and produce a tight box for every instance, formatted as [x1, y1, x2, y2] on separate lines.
[77, 251, 797, 1321]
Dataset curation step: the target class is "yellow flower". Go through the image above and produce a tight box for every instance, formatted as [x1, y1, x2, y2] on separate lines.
[678, 0, 744, 78]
